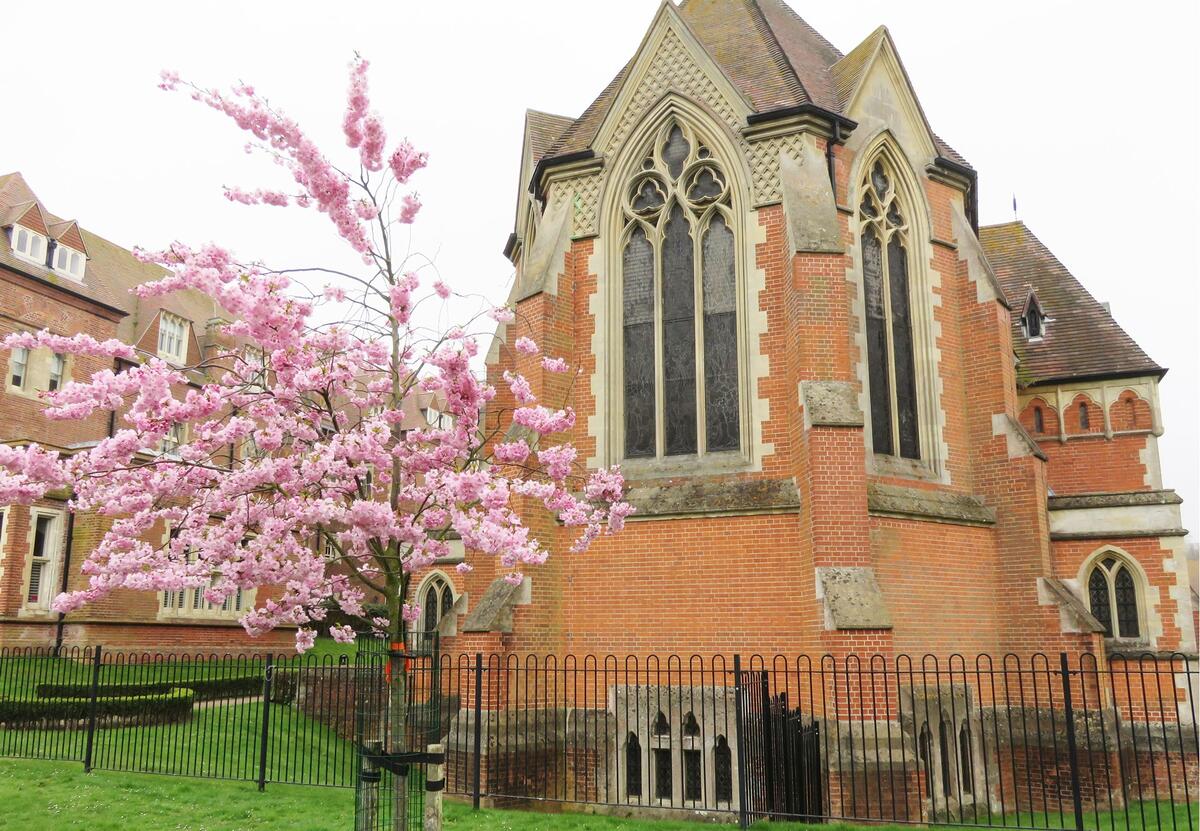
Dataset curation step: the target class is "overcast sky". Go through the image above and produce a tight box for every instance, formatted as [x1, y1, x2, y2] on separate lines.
[4, 1, 1197, 535]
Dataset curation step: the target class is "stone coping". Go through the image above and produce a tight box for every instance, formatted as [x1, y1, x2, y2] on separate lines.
[623, 476, 800, 520]
[1047, 489, 1182, 511]
[867, 483, 996, 527]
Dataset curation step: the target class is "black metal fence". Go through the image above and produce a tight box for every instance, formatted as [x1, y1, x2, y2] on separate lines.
[0, 646, 1196, 830]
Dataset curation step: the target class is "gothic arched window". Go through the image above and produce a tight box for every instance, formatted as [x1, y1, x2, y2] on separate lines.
[419, 574, 454, 634]
[859, 158, 920, 459]
[1079, 401, 1090, 430]
[625, 733, 642, 798]
[959, 723, 973, 795]
[1033, 406, 1045, 434]
[621, 121, 740, 460]
[1087, 555, 1141, 639]
[714, 735, 732, 803]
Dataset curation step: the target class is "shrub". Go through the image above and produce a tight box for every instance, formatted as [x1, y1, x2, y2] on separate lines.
[0, 688, 194, 728]
[35, 673, 296, 705]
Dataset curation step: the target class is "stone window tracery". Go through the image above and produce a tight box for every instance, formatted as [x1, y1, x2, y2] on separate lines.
[859, 158, 920, 460]
[620, 120, 740, 461]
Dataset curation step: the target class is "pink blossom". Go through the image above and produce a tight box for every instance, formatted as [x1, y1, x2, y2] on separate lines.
[295, 628, 317, 653]
[399, 194, 421, 224]
[493, 441, 531, 464]
[433, 280, 451, 299]
[514, 337, 539, 356]
[489, 306, 516, 324]
[388, 140, 427, 183]
[541, 356, 568, 373]
[329, 624, 356, 643]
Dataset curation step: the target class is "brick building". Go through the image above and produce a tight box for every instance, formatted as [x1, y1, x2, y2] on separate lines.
[0, 171, 293, 652]
[411, 0, 1195, 814]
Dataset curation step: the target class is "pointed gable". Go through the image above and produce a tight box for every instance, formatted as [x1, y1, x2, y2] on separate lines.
[980, 221, 1163, 386]
[48, 219, 88, 256]
[13, 202, 50, 236]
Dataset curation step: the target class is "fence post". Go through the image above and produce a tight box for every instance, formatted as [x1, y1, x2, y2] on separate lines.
[258, 653, 274, 792]
[83, 645, 102, 772]
[472, 652, 483, 810]
[425, 742, 445, 831]
[1058, 652, 1085, 831]
[733, 654, 749, 829]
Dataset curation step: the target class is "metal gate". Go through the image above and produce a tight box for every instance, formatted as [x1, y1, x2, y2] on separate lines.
[738, 669, 823, 823]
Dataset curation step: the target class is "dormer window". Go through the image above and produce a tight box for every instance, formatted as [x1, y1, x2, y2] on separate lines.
[1022, 294, 1046, 340]
[157, 312, 189, 364]
[11, 226, 47, 265]
[52, 243, 85, 280]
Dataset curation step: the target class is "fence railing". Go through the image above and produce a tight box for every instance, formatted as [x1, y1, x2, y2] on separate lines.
[0, 646, 1195, 830]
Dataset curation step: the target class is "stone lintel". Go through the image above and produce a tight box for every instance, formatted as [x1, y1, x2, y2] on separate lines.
[624, 477, 800, 520]
[815, 566, 892, 630]
[1050, 528, 1189, 541]
[867, 483, 996, 527]
[779, 140, 843, 254]
[800, 380, 863, 428]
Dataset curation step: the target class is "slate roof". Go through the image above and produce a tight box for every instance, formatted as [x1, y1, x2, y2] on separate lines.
[540, 0, 970, 169]
[979, 221, 1163, 387]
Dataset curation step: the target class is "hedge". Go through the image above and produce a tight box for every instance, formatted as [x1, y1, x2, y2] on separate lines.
[0, 687, 194, 727]
[35, 674, 296, 704]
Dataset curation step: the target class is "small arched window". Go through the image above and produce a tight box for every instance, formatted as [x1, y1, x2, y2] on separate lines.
[652, 710, 671, 736]
[918, 723, 933, 798]
[419, 574, 455, 634]
[1078, 401, 1090, 430]
[714, 735, 732, 803]
[683, 711, 700, 737]
[1087, 555, 1141, 639]
[1033, 406, 1045, 434]
[625, 733, 642, 799]
[937, 717, 953, 797]
[620, 120, 740, 460]
[959, 723, 973, 795]
[859, 157, 919, 459]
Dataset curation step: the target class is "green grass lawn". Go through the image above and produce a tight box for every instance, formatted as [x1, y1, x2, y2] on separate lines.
[1, 759, 1194, 831]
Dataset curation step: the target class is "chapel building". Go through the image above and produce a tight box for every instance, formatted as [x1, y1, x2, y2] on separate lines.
[421, 0, 1194, 673]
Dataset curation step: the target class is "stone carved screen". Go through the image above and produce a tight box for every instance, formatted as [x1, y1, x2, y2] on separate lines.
[620, 121, 740, 460]
[859, 158, 920, 460]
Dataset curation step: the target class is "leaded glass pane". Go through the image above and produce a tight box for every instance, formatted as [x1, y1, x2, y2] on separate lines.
[654, 748, 672, 799]
[1088, 567, 1113, 637]
[714, 737, 732, 802]
[1079, 402, 1091, 430]
[424, 585, 438, 632]
[633, 178, 665, 215]
[663, 125, 690, 180]
[441, 584, 453, 617]
[1114, 566, 1139, 638]
[871, 162, 889, 198]
[703, 215, 739, 451]
[888, 236, 920, 459]
[862, 227, 893, 455]
[687, 167, 723, 204]
[623, 227, 656, 458]
[662, 205, 697, 455]
[684, 749, 702, 801]
[626, 734, 642, 798]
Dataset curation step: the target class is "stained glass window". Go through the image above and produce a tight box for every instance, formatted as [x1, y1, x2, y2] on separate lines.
[623, 227, 656, 458]
[858, 155, 921, 460]
[1088, 555, 1141, 639]
[626, 734, 642, 798]
[662, 204, 697, 455]
[619, 120, 740, 460]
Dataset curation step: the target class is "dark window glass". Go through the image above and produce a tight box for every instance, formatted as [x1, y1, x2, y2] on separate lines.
[959, 723, 973, 794]
[652, 711, 670, 736]
[626, 734, 642, 798]
[684, 749, 702, 801]
[871, 162, 890, 198]
[683, 711, 700, 737]
[1033, 407, 1045, 434]
[888, 235, 919, 459]
[440, 584, 453, 617]
[654, 748, 673, 799]
[938, 719, 952, 797]
[632, 178, 665, 215]
[1027, 306, 1042, 338]
[702, 214, 739, 451]
[918, 724, 933, 798]
[623, 227, 656, 458]
[663, 126, 690, 180]
[662, 204, 696, 455]
[1079, 402, 1090, 430]
[862, 226, 892, 455]
[1088, 567, 1113, 637]
[424, 585, 439, 632]
[688, 167, 723, 204]
[1114, 566, 1139, 638]
[714, 736, 732, 802]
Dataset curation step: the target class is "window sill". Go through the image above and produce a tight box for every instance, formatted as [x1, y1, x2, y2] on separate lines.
[621, 476, 800, 520]
[619, 451, 753, 481]
[869, 452, 943, 483]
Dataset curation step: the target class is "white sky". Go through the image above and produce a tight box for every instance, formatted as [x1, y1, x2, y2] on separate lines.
[5, 1, 1197, 536]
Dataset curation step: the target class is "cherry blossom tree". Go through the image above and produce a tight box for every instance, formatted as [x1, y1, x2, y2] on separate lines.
[0, 58, 632, 824]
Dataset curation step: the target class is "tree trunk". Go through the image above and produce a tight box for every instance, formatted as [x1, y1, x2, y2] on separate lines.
[390, 645, 409, 830]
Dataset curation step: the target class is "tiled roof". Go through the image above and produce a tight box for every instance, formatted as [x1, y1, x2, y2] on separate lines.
[542, 0, 970, 169]
[524, 110, 574, 165]
[980, 221, 1163, 386]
